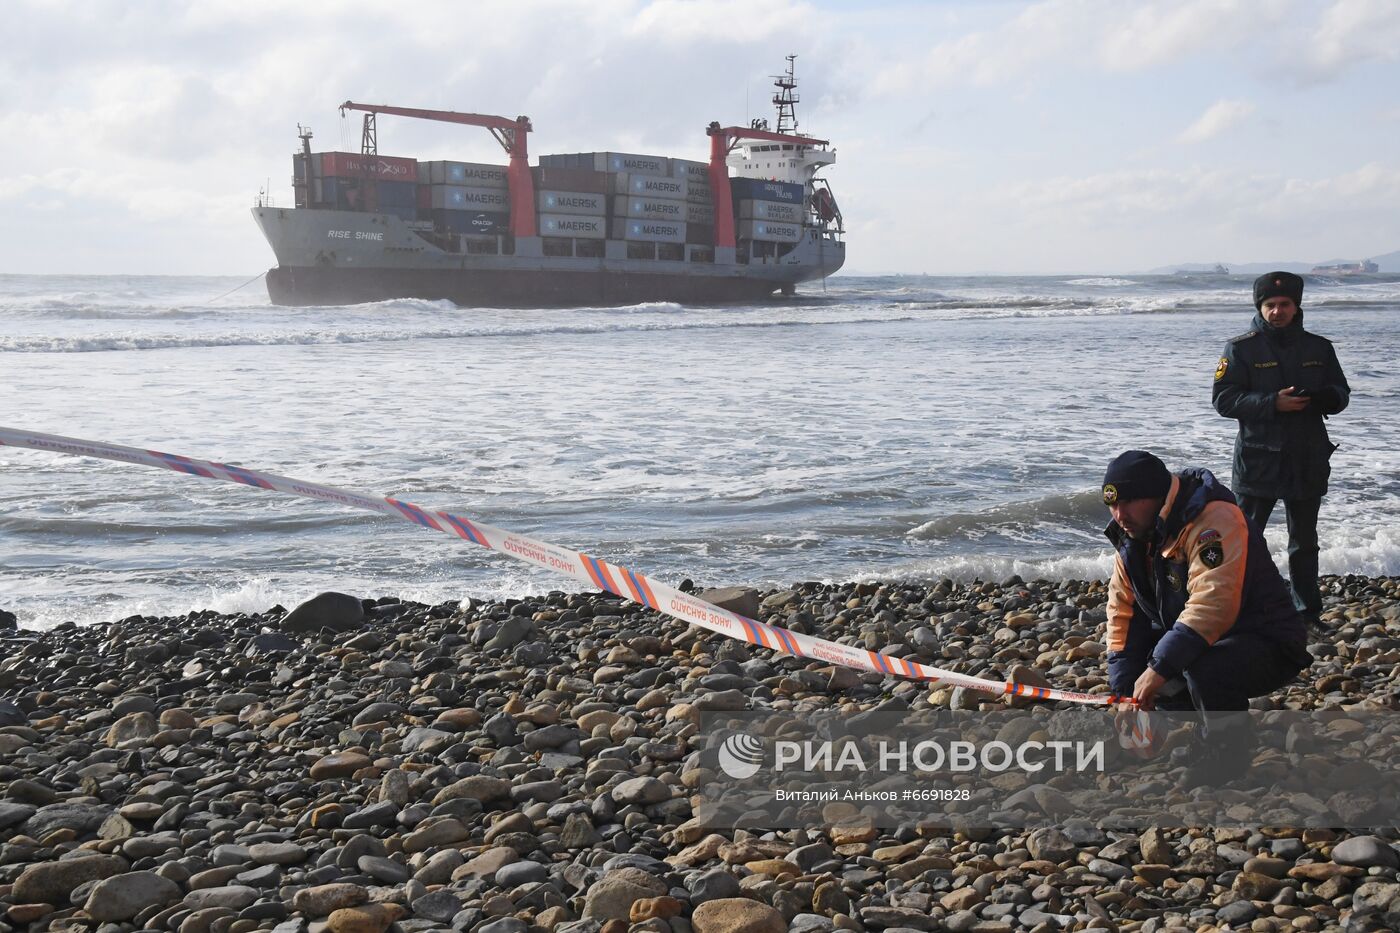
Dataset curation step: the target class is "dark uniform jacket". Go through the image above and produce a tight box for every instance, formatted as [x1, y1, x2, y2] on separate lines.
[1211, 311, 1349, 499]
[1105, 469, 1308, 690]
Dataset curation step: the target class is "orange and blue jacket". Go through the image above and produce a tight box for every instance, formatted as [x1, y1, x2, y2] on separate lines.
[1105, 468, 1306, 681]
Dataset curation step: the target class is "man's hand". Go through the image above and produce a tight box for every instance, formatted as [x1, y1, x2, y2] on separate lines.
[1133, 668, 1167, 710]
[1275, 387, 1310, 412]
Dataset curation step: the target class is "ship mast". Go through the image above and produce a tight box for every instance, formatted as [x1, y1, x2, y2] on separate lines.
[772, 54, 800, 135]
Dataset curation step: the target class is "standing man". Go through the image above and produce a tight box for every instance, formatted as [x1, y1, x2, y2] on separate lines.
[1212, 272, 1350, 626]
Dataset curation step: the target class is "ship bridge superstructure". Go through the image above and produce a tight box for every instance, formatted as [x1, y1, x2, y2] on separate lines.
[726, 55, 836, 186]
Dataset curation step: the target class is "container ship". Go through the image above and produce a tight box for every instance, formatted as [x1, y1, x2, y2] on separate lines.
[252, 59, 845, 307]
[1309, 259, 1379, 275]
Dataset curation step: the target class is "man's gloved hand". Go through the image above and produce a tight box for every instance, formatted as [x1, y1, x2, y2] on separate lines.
[1309, 385, 1344, 414]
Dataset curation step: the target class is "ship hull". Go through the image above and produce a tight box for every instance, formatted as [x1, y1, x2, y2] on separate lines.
[266, 264, 799, 307]
[254, 206, 844, 308]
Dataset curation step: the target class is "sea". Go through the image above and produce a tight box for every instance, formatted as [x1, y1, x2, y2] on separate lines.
[1, 272, 1397, 631]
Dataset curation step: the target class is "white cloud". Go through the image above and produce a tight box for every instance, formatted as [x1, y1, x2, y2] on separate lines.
[1178, 99, 1255, 144]
[871, 0, 1392, 93]
[1097, 0, 1279, 72]
[627, 0, 812, 41]
[1306, 0, 1400, 79]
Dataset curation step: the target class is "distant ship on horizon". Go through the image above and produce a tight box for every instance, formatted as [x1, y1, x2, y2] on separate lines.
[1173, 263, 1230, 276]
[1310, 259, 1379, 275]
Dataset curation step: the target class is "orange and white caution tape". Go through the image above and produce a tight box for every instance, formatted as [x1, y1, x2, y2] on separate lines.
[0, 426, 1132, 708]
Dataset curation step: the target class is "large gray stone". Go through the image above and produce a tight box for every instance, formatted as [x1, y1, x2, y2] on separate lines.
[789, 915, 835, 933]
[698, 587, 762, 620]
[14, 854, 127, 904]
[687, 869, 741, 905]
[22, 803, 113, 839]
[111, 694, 157, 717]
[432, 775, 511, 804]
[1026, 827, 1077, 863]
[610, 777, 670, 806]
[250, 842, 308, 865]
[182, 885, 260, 911]
[0, 802, 36, 830]
[280, 592, 364, 634]
[1331, 836, 1400, 869]
[83, 871, 182, 921]
[401, 727, 454, 754]
[496, 861, 549, 887]
[411, 890, 463, 923]
[485, 617, 534, 651]
[582, 868, 669, 921]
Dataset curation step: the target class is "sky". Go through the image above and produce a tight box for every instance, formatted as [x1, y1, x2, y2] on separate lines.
[2, 0, 1399, 276]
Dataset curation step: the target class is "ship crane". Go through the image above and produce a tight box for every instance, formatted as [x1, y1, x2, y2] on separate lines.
[339, 101, 538, 237]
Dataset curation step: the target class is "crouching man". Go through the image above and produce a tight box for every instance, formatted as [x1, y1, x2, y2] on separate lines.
[1100, 450, 1312, 780]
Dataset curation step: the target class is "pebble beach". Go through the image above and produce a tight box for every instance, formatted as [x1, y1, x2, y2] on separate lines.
[3, 574, 1399, 933]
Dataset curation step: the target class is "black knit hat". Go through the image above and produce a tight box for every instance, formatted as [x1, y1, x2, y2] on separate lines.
[1253, 271, 1304, 310]
[1102, 450, 1171, 505]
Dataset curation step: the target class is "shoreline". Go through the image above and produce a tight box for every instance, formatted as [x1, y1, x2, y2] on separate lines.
[2, 575, 1398, 932]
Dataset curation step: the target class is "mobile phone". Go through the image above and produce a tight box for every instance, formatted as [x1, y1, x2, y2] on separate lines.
[1291, 388, 1312, 398]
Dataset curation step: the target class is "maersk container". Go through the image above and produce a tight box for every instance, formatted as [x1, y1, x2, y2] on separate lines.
[422, 161, 509, 188]
[685, 202, 715, 225]
[738, 219, 804, 243]
[532, 165, 609, 194]
[672, 159, 709, 181]
[319, 151, 418, 182]
[613, 174, 688, 199]
[432, 209, 510, 235]
[539, 214, 607, 239]
[538, 190, 607, 216]
[686, 182, 713, 205]
[730, 177, 804, 204]
[610, 218, 687, 244]
[612, 196, 685, 222]
[737, 199, 802, 224]
[595, 152, 669, 176]
[430, 186, 511, 211]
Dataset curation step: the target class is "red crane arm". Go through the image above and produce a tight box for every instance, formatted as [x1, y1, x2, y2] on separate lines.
[339, 101, 532, 149]
[707, 125, 828, 150]
[338, 100, 537, 238]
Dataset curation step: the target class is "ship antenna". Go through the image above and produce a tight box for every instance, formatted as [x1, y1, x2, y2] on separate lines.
[772, 54, 799, 135]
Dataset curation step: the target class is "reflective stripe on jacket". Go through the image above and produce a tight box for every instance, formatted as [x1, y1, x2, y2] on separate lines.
[1104, 468, 1306, 680]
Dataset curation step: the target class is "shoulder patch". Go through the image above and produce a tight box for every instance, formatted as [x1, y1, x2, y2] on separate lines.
[1197, 529, 1221, 544]
[1199, 542, 1224, 568]
[1215, 357, 1228, 381]
[1229, 330, 1260, 344]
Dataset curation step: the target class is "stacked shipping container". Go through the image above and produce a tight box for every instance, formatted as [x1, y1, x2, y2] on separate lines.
[731, 178, 806, 244]
[534, 166, 609, 241]
[297, 151, 419, 222]
[540, 153, 718, 254]
[419, 161, 510, 236]
[292, 148, 809, 254]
